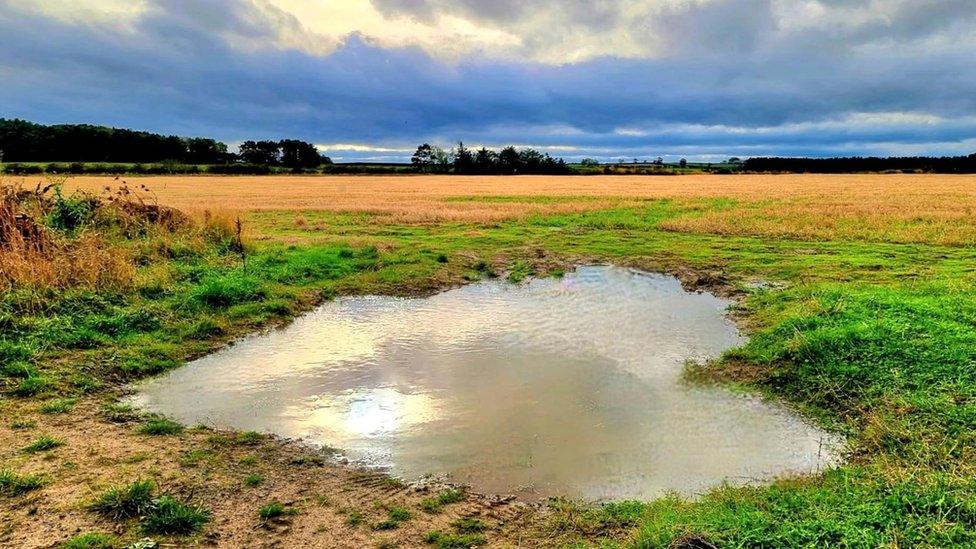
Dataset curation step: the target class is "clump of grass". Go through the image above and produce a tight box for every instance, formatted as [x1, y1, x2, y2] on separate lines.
[424, 531, 487, 548]
[138, 416, 183, 436]
[506, 259, 534, 283]
[179, 449, 213, 467]
[344, 510, 364, 527]
[89, 480, 155, 520]
[141, 496, 209, 535]
[235, 431, 263, 445]
[452, 517, 486, 534]
[14, 375, 52, 397]
[420, 489, 464, 514]
[22, 434, 64, 453]
[101, 402, 137, 423]
[9, 417, 36, 429]
[258, 501, 299, 522]
[243, 473, 263, 487]
[40, 397, 78, 414]
[1, 360, 38, 378]
[60, 532, 115, 549]
[0, 469, 46, 496]
[374, 506, 411, 530]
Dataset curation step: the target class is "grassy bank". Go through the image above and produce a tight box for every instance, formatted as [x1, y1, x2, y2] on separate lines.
[2, 176, 976, 546]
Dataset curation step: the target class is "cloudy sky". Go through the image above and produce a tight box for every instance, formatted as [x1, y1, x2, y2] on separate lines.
[2, 0, 975, 162]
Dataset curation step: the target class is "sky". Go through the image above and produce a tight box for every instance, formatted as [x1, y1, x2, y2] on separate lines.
[2, 0, 975, 162]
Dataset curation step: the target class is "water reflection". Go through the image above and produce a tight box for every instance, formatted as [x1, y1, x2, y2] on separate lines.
[132, 266, 842, 500]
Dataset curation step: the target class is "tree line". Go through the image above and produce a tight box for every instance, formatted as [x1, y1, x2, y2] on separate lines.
[411, 142, 571, 174]
[0, 119, 330, 168]
[743, 154, 976, 174]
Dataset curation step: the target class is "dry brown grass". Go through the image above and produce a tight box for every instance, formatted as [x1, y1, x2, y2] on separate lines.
[45, 173, 976, 246]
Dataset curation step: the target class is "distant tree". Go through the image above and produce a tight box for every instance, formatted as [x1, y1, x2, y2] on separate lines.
[727, 157, 742, 165]
[279, 139, 322, 169]
[474, 147, 497, 173]
[239, 140, 280, 165]
[654, 157, 664, 166]
[411, 143, 437, 172]
[498, 146, 521, 174]
[453, 141, 474, 174]
[679, 158, 688, 168]
[580, 158, 600, 167]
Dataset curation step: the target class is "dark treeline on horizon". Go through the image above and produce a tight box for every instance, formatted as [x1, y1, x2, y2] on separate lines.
[412, 142, 571, 175]
[0, 119, 328, 168]
[744, 154, 976, 173]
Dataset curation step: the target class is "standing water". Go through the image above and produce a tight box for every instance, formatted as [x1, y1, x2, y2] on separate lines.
[133, 266, 840, 500]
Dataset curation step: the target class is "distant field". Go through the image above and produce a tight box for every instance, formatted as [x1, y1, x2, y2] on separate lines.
[48, 173, 976, 246]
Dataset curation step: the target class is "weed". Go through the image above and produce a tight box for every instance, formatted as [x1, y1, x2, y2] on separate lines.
[179, 449, 213, 467]
[141, 496, 209, 535]
[9, 417, 36, 429]
[344, 510, 364, 527]
[235, 431, 263, 445]
[89, 480, 155, 520]
[22, 435, 64, 453]
[102, 402, 137, 423]
[243, 474, 264, 487]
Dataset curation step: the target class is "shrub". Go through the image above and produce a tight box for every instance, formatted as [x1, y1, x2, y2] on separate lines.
[0, 469, 46, 496]
[46, 186, 95, 232]
[89, 480, 156, 520]
[141, 496, 210, 535]
[1, 360, 39, 379]
[22, 435, 64, 453]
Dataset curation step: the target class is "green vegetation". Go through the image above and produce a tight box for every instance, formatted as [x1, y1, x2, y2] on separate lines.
[0, 469, 46, 496]
[40, 397, 78, 414]
[137, 417, 183, 436]
[140, 496, 210, 535]
[420, 489, 465, 514]
[243, 473, 264, 487]
[22, 435, 64, 453]
[425, 530, 488, 548]
[60, 533, 115, 549]
[258, 501, 298, 521]
[89, 480, 156, 520]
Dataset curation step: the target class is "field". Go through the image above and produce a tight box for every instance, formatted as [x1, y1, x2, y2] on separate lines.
[2, 174, 976, 547]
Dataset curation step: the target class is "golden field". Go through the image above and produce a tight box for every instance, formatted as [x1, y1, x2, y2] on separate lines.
[39, 173, 976, 246]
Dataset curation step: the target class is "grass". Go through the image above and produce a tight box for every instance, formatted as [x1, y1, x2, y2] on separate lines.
[0, 469, 46, 496]
[5, 174, 976, 546]
[243, 473, 264, 487]
[22, 434, 64, 453]
[258, 501, 299, 521]
[141, 496, 210, 535]
[420, 489, 465, 514]
[40, 397, 78, 414]
[89, 480, 155, 520]
[138, 416, 183, 436]
[60, 533, 115, 549]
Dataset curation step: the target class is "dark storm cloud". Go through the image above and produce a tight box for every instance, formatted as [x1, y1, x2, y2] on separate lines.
[1, 0, 974, 160]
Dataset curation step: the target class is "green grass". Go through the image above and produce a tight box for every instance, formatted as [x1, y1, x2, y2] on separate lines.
[89, 480, 156, 520]
[40, 397, 78, 414]
[258, 501, 298, 521]
[0, 469, 46, 496]
[243, 473, 264, 487]
[138, 416, 183, 436]
[141, 496, 210, 535]
[60, 533, 115, 549]
[425, 531, 488, 548]
[22, 435, 64, 453]
[420, 489, 464, 514]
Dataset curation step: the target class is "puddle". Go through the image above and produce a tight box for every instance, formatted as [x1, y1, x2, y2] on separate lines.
[132, 266, 841, 500]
